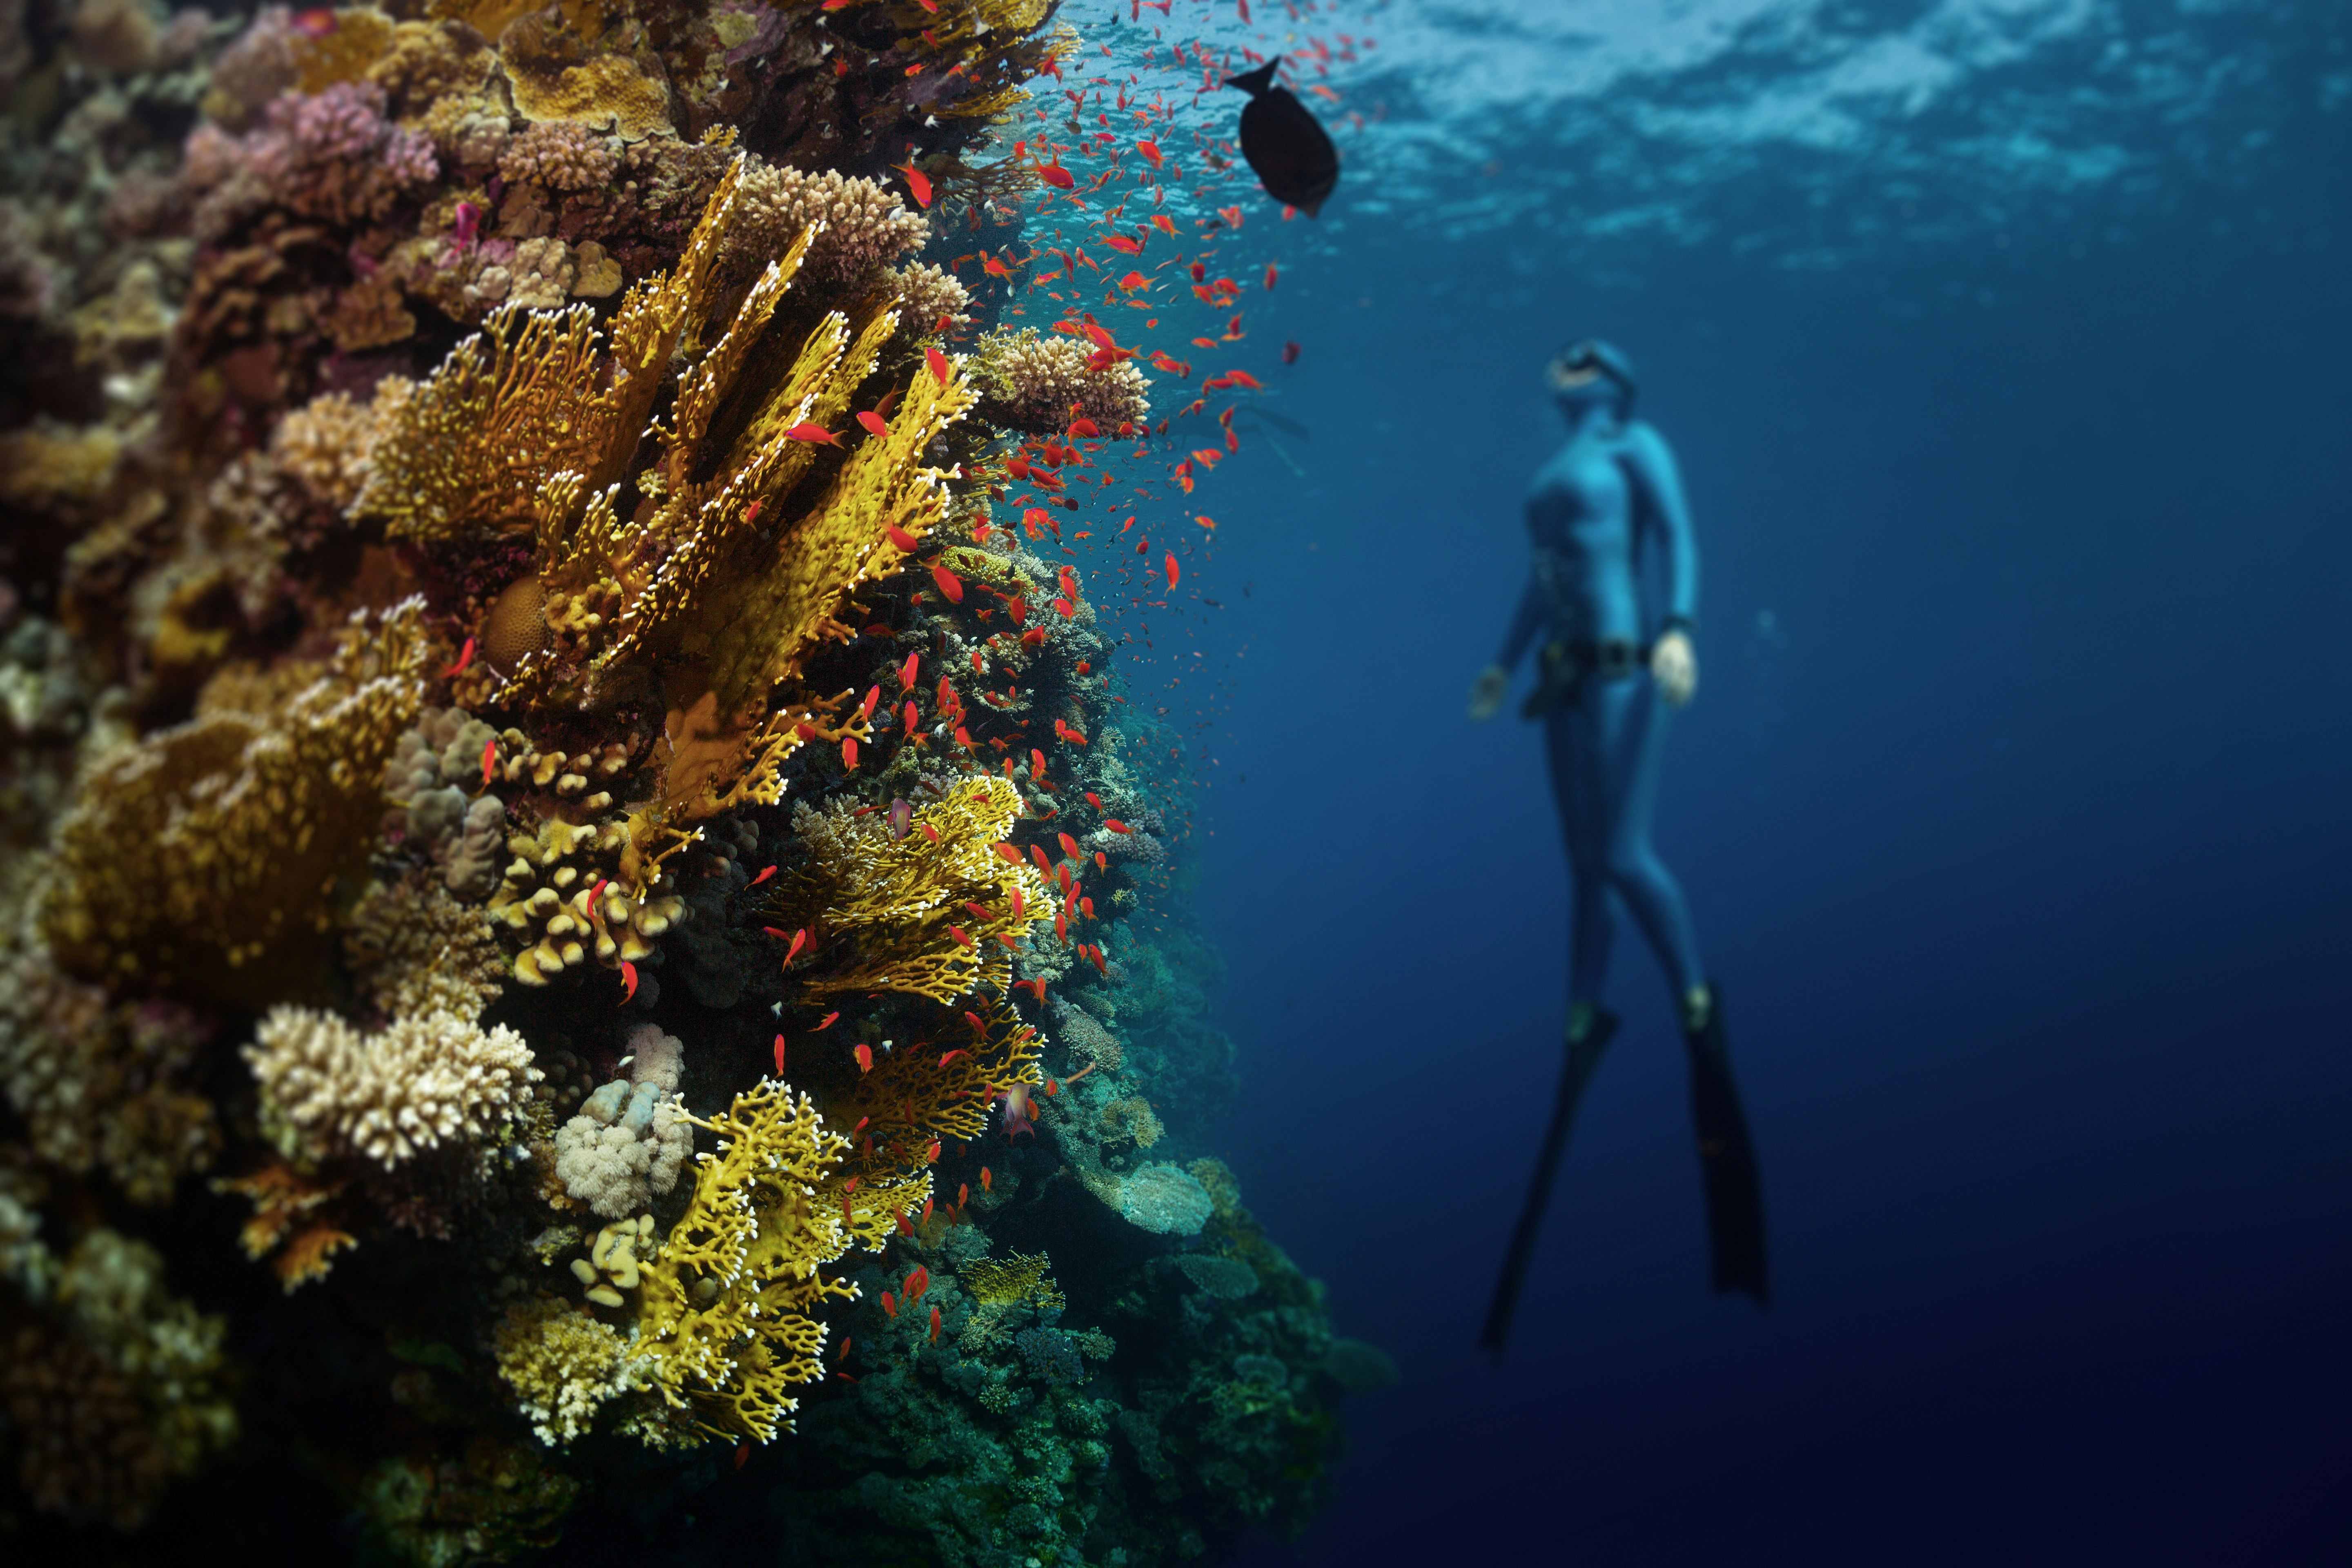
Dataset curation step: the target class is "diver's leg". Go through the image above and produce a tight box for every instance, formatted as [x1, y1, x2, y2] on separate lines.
[1592, 677, 1706, 1008]
[1481, 700, 1627, 1357]
[1545, 700, 1616, 1026]
[1594, 677, 1767, 1302]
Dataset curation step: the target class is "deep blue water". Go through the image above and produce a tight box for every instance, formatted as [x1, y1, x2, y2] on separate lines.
[1147, 37, 2351, 1565]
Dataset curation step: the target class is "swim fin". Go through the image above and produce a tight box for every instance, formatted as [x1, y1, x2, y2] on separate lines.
[1479, 1009, 1619, 1360]
[1684, 982, 1768, 1304]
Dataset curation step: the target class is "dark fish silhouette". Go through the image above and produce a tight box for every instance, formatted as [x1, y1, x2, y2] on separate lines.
[1225, 58, 1339, 217]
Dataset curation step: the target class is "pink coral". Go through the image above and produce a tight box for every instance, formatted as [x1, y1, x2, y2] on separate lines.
[200, 82, 439, 233]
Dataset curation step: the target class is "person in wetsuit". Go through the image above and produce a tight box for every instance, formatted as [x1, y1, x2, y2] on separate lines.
[1469, 341, 1766, 1348]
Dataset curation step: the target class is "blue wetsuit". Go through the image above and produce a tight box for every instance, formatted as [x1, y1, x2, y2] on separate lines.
[1496, 415, 1706, 1012]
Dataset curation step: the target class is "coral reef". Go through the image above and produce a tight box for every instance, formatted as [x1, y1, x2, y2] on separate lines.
[0, 0, 1388, 1558]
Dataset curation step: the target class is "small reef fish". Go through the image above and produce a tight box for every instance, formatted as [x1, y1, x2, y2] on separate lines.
[1226, 58, 1341, 216]
[1000, 1082, 1036, 1140]
[854, 1043, 874, 1074]
[888, 798, 913, 839]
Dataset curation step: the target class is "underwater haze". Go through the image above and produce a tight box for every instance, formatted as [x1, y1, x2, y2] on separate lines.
[1178, 1, 2352, 1562]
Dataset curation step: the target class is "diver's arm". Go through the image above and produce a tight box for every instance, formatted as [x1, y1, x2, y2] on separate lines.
[1469, 577, 1544, 722]
[1624, 423, 1700, 707]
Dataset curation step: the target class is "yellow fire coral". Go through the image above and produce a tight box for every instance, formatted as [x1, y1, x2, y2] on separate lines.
[770, 775, 1054, 1005]
[39, 599, 434, 1006]
[960, 1251, 1064, 1310]
[633, 1080, 855, 1444]
[355, 157, 979, 822]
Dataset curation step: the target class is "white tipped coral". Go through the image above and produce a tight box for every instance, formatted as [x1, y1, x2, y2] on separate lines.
[973, 327, 1151, 436]
[245, 1005, 541, 1167]
[729, 163, 928, 283]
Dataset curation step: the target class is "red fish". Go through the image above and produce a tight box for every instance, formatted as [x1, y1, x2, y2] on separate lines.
[931, 564, 964, 602]
[442, 637, 475, 678]
[906, 1266, 931, 1299]
[750, 863, 777, 886]
[995, 842, 1022, 865]
[929, 1305, 942, 1343]
[1029, 844, 1052, 873]
[784, 927, 809, 964]
[898, 652, 920, 689]
[1094, 851, 1107, 870]
[1057, 831, 1081, 861]
[1104, 818, 1131, 834]
[1136, 140, 1164, 167]
[773, 1033, 786, 1075]
[1016, 978, 1048, 1004]
[898, 163, 933, 208]
[887, 523, 919, 551]
[854, 1043, 874, 1074]
[735, 1442, 750, 1468]
[480, 737, 498, 787]
[1164, 553, 1180, 590]
[926, 347, 951, 386]
[1283, 340, 1302, 365]
[815, 1012, 840, 1031]
[619, 960, 638, 1003]
[786, 422, 838, 444]
[979, 1166, 995, 1193]
[842, 737, 858, 770]
[857, 410, 891, 440]
[1038, 160, 1074, 189]
[1085, 791, 1103, 808]
[949, 924, 972, 949]
[881, 1290, 898, 1319]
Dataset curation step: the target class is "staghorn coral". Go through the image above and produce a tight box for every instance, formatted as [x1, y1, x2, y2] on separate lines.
[494, 1296, 655, 1446]
[889, 260, 973, 333]
[244, 1004, 540, 1168]
[973, 326, 1153, 437]
[634, 1079, 857, 1443]
[40, 599, 434, 1005]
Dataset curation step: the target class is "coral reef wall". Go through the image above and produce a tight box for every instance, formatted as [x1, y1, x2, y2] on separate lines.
[0, 0, 1388, 1562]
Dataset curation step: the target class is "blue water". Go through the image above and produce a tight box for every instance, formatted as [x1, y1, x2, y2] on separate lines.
[1129, 6, 2352, 1559]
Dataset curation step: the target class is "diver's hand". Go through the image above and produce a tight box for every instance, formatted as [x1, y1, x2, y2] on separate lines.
[1466, 664, 1508, 722]
[1651, 630, 1697, 707]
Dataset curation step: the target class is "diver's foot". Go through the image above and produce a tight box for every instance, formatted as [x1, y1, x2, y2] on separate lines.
[1681, 982, 1713, 1036]
[1683, 981, 1768, 1305]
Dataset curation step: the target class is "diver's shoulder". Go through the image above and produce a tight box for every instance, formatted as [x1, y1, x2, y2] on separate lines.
[1617, 419, 1673, 457]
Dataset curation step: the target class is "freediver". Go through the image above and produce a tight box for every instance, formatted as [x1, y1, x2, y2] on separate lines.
[1468, 340, 1767, 1356]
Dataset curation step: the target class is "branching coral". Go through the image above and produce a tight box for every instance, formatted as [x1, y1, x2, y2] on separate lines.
[728, 163, 929, 284]
[214, 1160, 356, 1290]
[961, 1251, 1064, 1310]
[244, 1004, 540, 1168]
[0, 927, 219, 1205]
[354, 158, 978, 821]
[40, 599, 434, 1004]
[769, 775, 1053, 1004]
[973, 327, 1153, 437]
[497, 119, 617, 192]
[0, 1229, 237, 1529]
[634, 1079, 855, 1443]
[494, 1296, 655, 1446]
[342, 876, 508, 1020]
